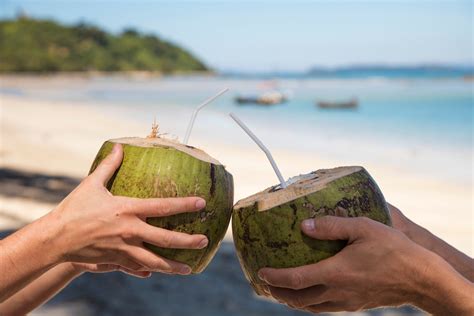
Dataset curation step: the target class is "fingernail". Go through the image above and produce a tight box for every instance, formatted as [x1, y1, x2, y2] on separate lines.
[195, 199, 206, 209]
[112, 143, 120, 153]
[258, 270, 266, 281]
[302, 219, 316, 232]
[198, 238, 209, 249]
[180, 266, 192, 275]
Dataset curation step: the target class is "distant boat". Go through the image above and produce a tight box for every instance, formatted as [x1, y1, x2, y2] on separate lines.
[463, 75, 474, 82]
[235, 91, 288, 106]
[316, 98, 358, 109]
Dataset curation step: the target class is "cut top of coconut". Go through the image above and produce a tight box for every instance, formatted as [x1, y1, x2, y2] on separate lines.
[234, 166, 363, 212]
[110, 137, 222, 165]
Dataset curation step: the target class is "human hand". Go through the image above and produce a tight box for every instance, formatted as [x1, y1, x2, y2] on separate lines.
[258, 216, 474, 314]
[387, 203, 474, 282]
[69, 262, 152, 278]
[47, 143, 208, 275]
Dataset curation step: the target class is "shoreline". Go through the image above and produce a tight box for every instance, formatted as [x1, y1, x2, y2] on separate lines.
[0, 71, 217, 80]
[0, 70, 474, 84]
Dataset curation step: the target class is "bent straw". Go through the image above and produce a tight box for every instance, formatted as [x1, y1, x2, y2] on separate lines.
[183, 88, 229, 144]
[229, 112, 287, 188]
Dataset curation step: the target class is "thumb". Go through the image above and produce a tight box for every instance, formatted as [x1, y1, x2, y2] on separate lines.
[301, 216, 366, 242]
[91, 143, 123, 185]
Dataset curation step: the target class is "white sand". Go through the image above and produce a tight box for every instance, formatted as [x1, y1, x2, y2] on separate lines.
[0, 94, 472, 255]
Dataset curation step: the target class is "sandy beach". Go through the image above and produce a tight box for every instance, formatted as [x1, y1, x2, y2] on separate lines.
[1, 90, 472, 254]
[0, 75, 471, 315]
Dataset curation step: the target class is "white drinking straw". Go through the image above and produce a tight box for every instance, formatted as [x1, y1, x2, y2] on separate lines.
[229, 112, 287, 188]
[183, 88, 229, 144]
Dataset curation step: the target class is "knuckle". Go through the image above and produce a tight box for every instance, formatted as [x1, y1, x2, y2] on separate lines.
[126, 262, 142, 271]
[126, 251, 154, 270]
[101, 156, 115, 166]
[290, 296, 306, 309]
[160, 233, 173, 248]
[318, 216, 331, 225]
[120, 226, 137, 240]
[353, 217, 371, 235]
[322, 217, 339, 234]
[289, 271, 304, 289]
[151, 260, 170, 272]
[323, 268, 337, 284]
[187, 198, 198, 209]
[357, 216, 372, 226]
[157, 200, 171, 215]
[121, 199, 137, 214]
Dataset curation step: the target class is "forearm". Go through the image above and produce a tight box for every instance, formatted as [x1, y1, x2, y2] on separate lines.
[410, 247, 474, 315]
[404, 220, 474, 281]
[0, 211, 64, 302]
[0, 263, 82, 315]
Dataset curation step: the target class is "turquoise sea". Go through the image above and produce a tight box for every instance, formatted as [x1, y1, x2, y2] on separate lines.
[2, 75, 472, 185]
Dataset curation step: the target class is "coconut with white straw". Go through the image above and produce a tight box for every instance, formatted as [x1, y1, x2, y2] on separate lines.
[229, 113, 392, 295]
[89, 90, 232, 273]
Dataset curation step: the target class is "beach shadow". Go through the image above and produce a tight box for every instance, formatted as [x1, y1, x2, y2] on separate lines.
[0, 168, 80, 203]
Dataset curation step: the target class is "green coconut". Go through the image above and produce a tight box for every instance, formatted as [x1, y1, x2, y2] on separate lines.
[232, 166, 391, 295]
[89, 137, 234, 273]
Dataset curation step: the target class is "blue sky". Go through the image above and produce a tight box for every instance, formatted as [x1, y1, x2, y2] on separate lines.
[1, 0, 472, 71]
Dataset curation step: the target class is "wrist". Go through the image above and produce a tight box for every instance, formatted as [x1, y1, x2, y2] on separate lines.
[400, 219, 437, 252]
[35, 209, 70, 265]
[407, 247, 474, 315]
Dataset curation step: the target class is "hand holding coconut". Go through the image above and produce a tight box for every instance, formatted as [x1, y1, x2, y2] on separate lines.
[259, 215, 474, 315]
[52, 143, 209, 274]
[230, 114, 473, 315]
[0, 144, 209, 305]
[0, 90, 233, 314]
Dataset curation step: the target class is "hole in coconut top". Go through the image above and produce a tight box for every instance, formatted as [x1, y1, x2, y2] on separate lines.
[234, 166, 363, 212]
[109, 137, 222, 165]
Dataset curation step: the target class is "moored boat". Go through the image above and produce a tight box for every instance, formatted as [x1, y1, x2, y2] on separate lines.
[235, 91, 288, 106]
[317, 98, 358, 109]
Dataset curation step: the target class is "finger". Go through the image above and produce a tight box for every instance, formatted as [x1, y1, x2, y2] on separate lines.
[301, 216, 370, 242]
[137, 222, 208, 249]
[268, 285, 327, 309]
[122, 196, 206, 217]
[118, 268, 152, 278]
[258, 257, 339, 289]
[90, 143, 123, 185]
[114, 258, 146, 271]
[305, 301, 343, 313]
[123, 246, 192, 275]
[96, 264, 152, 278]
[92, 263, 121, 272]
[94, 257, 143, 272]
[386, 203, 407, 231]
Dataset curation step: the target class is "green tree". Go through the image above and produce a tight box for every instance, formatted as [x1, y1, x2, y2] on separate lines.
[0, 17, 208, 73]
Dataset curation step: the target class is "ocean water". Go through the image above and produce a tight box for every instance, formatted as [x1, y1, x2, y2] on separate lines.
[2, 75, 472, 185]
